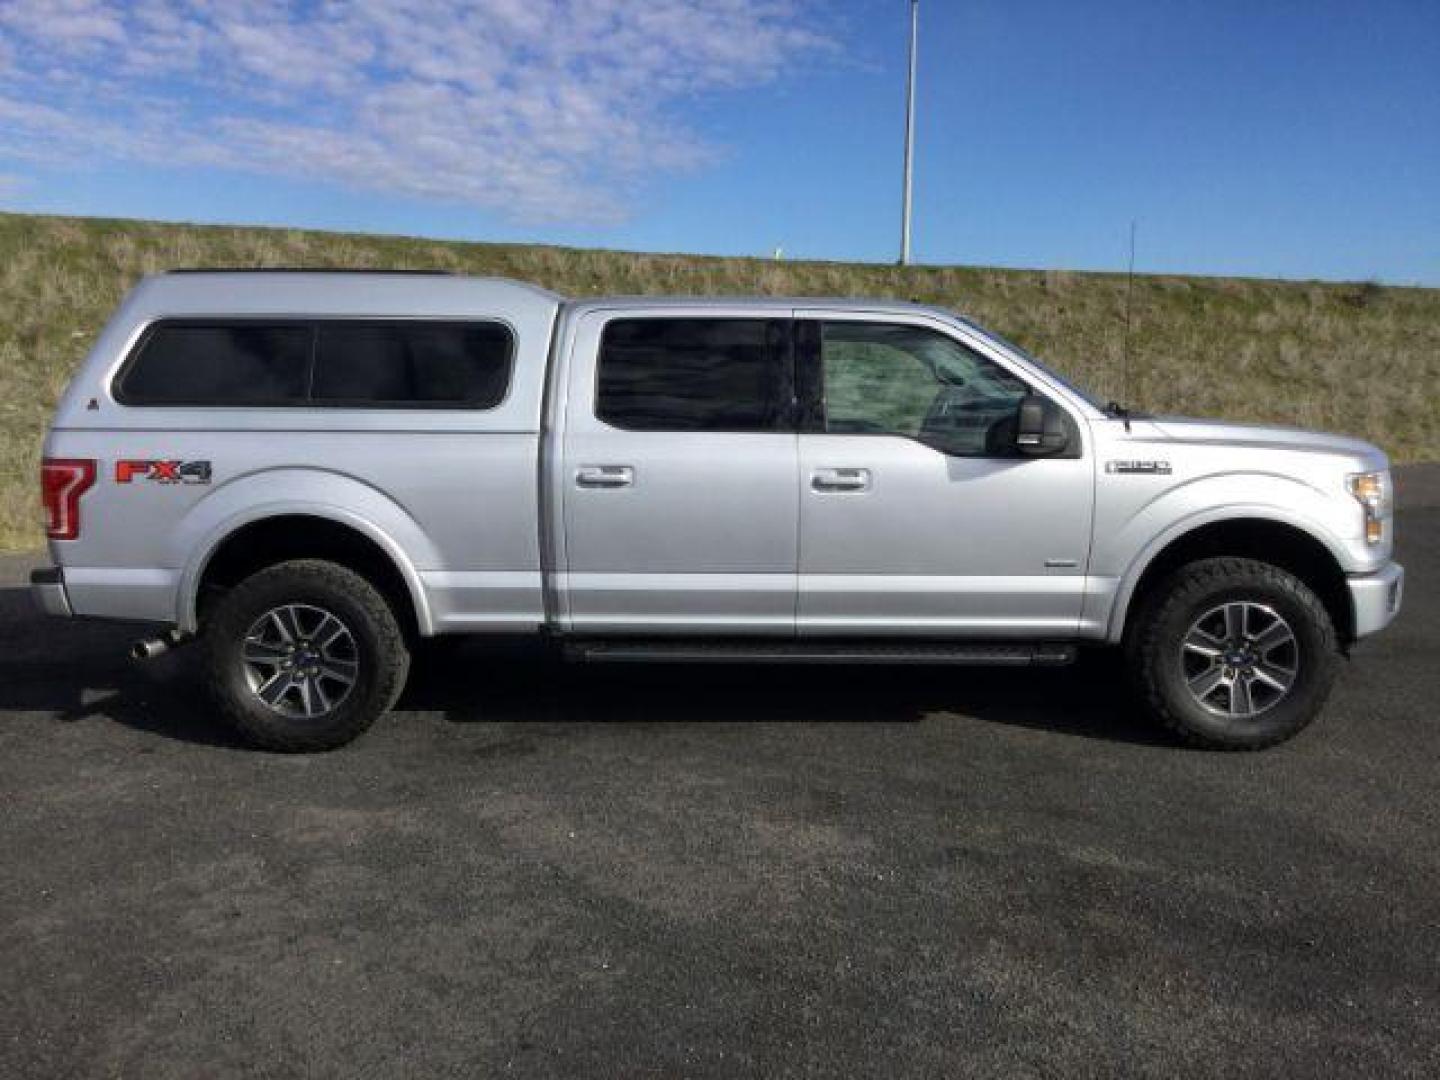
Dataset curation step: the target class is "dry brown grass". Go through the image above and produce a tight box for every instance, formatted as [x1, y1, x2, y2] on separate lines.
[2, 211, 1436, 550]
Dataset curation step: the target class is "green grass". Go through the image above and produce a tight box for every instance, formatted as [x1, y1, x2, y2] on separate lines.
[2, 211, 1437, 550]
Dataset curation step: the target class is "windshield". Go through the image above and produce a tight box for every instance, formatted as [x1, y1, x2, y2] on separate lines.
[949, 314, 1108, 412]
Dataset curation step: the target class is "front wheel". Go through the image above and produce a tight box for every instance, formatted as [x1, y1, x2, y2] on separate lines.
[201, 559, 410, 751]
[1127, 557, 1339, 750]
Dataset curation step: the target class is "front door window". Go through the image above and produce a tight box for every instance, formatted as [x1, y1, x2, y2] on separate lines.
[819, 322, 1030, 456]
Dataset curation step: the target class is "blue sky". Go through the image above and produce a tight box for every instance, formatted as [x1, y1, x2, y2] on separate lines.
[1, 1, 1436, 283]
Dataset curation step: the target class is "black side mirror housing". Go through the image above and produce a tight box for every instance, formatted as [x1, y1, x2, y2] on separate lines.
[1014, 394, 1070, 457]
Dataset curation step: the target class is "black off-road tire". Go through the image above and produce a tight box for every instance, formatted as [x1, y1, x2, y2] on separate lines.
[1126, 557, 1339, 750]
[201, 559, 409, 752]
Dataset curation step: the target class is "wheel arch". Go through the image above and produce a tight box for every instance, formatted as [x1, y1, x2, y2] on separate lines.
[1109, 516, 1353, 646]
[182, 509, 433, 637]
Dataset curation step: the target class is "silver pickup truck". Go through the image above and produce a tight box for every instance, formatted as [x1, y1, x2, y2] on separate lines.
[33, 271, 1403, 751]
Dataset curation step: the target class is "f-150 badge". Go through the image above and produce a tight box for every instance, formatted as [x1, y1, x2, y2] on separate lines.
[115, 459, 212, 485]
[1106, 460, 1172, 475]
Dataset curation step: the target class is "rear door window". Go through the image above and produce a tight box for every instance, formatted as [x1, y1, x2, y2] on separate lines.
[595, 318, 790, 432]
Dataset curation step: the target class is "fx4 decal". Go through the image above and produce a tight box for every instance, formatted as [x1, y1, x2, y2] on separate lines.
[115, 459, 213, 485]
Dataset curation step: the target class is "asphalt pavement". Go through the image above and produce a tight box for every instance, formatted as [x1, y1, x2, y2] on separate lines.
[2, 467, 1437, 1078]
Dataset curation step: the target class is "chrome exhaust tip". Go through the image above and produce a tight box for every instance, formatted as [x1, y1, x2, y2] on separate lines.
[131, 630, 186, 661]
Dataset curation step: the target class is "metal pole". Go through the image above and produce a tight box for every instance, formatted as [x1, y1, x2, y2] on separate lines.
[900, 0, 919, 265]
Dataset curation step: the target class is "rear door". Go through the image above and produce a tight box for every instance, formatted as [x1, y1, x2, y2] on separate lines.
[558, 310, 799, 634]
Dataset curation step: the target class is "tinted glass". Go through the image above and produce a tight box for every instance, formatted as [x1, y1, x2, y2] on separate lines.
[119, 324, 311, 405]
[313, 322, 512, 406]
[596, 319, 787, 432]
[821, 323, 1030, 456]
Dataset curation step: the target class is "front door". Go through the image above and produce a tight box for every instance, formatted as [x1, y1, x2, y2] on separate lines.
[560, 311, 798, 635]
[796, 313, 1093, 637]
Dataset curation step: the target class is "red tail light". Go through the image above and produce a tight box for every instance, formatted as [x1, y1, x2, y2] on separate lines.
[41, 458, 96, 540]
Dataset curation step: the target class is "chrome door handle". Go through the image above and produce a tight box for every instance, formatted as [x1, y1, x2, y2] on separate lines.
[576, 465, 634, 489]
[811, 467, 871, 492]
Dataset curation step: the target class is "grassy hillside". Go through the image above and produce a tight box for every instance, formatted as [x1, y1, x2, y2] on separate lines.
[2, 211, 1437, 550]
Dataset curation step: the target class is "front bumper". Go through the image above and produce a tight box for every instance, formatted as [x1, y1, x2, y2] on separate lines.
[1348, 561, 1403, 640]
[30, 566, 72, 618]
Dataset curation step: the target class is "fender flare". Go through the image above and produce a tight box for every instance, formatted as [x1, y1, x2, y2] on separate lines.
[1103, 504, 1352, 644]
[176, 501, 436, 636]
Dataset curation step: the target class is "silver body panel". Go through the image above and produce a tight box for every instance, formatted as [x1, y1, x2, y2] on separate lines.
[798, 436, 1092, 636]
[36, 274, 1402, 648]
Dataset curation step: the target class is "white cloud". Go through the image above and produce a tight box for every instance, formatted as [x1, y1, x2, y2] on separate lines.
[0, 0, 834, 223]
[0, 0, 125, 53]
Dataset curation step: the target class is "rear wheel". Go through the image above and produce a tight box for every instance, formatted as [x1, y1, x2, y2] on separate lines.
[202, 559, 409, 751]
[1127, 557, 1339, 750]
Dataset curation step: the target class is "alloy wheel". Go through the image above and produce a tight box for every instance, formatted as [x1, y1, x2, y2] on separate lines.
[240, 603, 359, 719]
[1179, 601, 1299, 719]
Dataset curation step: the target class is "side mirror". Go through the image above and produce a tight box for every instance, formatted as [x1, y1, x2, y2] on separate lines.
[1014, 394, 1070, 456]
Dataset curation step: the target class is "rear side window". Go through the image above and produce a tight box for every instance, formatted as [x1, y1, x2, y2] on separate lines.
[313, 323, 512, 407]
[115, 319, 513, 408]
[596, 318, 789, 432]
[117, 324, 311, 405]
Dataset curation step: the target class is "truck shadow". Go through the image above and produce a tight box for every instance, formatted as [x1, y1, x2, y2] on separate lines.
[406, 639, 1176, 748]
[0, 586, 1175, 750]
[0, 588, 248, 748]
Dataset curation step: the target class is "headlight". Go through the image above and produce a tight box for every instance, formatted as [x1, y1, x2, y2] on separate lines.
[1347, 470, 1391, 544]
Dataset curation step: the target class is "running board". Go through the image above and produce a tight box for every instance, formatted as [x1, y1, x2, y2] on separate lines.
[565, 640, 1076, 667]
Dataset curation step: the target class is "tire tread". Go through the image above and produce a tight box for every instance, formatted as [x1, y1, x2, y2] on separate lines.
[202, 559, 409, 752]
[1127, 556, 1337, 751]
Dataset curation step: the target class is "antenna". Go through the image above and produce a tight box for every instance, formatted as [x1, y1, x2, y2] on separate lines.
[1121, 219, 1137, 408]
